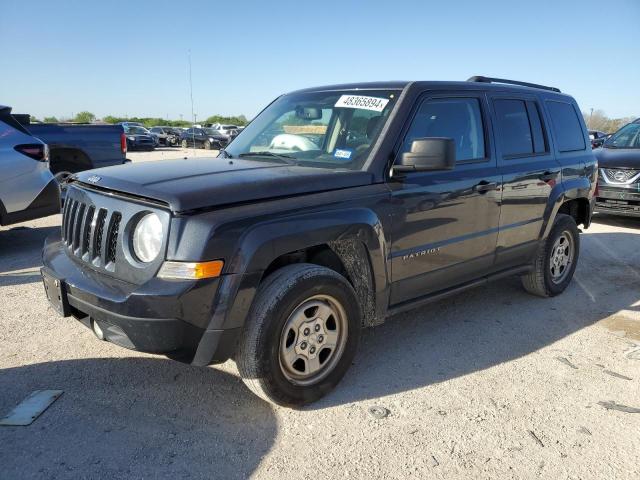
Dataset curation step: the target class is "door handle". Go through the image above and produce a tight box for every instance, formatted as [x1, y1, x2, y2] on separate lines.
[539, 171, 559, 182]
[474, 181, 498, 193]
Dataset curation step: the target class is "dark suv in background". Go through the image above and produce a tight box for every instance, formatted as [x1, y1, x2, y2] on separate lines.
[41, 76, 596, 406]
[594, 118, 640, 217]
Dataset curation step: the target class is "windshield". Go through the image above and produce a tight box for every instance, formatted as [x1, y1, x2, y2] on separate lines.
[126, 126, 148, 134]
[224, 89, 399, 170]
[604, 123, 640, 149]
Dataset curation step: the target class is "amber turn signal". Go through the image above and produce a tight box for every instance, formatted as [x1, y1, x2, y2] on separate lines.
[158, 260, 224, 280]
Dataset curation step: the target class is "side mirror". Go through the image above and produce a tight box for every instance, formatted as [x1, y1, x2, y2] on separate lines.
[392, 138, 456, 174]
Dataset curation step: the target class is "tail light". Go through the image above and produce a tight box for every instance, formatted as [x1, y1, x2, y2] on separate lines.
[15, 143, 49, 162]
[120, 133, 127, 155]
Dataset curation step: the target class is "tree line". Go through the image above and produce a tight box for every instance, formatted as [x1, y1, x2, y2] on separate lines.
[33, 109, 637, 134]
[33, 111, 249, 127]
[582, 110, 636, 134]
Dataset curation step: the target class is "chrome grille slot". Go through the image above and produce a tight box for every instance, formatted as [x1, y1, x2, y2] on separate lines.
[65, 200, 78, 244]
[81, 206, 95, 256]
[61, 200, 72, 241]
[106, 212, 122, 264]
[94, 209, 107, 260]
[72, 203, 85, 252]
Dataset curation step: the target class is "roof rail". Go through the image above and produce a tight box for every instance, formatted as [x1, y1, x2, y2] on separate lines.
[467, 76, 561, 93]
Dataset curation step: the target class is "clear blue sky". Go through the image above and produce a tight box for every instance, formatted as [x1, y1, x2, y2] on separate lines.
[1, 0, 638, 121]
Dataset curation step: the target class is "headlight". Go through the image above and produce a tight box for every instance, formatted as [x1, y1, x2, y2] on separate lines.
[132, 213, 163, 262]
[128, 136, 135, 141]
[209, 137, 215, 142]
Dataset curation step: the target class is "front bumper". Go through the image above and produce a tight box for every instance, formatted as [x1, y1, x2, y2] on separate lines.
[596, 183, 640, 217]
[41, 235, 240, 365]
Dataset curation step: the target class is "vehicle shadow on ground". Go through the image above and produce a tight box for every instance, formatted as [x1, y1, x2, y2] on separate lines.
[0, 357, 276, 480]
[0, 225, 59, 285]
[592, 213, 640, 229]
[310, 230, 640, 409]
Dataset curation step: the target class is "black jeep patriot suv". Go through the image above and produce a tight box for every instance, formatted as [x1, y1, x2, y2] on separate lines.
[41, 76, 596, 406]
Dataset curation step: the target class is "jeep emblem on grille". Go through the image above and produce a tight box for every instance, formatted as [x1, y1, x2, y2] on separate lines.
[87, 175, 101, 184]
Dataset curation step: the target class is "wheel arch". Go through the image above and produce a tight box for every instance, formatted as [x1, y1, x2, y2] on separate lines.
[213, 208, 390, 333]
[541, 178, 593, 239]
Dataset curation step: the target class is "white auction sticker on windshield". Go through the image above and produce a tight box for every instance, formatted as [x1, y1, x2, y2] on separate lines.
[335, 95, 389, 112]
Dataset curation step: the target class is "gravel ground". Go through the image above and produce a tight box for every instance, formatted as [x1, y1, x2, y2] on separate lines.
[1, 152, 639, 479]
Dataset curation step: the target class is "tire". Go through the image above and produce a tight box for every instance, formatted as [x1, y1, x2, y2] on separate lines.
[521, 214, 580, 297]
[204, 140, 212, 150]
[181, 139, 188, 148]
[236, 263, 361, 407]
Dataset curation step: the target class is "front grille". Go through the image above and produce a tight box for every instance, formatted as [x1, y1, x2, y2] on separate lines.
[602, 168, 640, 183]
[61, 197, 121, 269]
[61, 184, 170, 284]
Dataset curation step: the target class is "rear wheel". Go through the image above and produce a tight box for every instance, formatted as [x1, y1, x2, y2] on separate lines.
[521, 214, 579, 297]
[181, 139, 188, 148]
[204, 140, 212, 150]
[236, 264, 361, 406]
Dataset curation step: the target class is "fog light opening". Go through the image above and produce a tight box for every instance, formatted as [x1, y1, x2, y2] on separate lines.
[91, 318, 105, 341]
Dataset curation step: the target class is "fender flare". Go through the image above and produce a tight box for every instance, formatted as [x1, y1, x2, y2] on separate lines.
[541, 177, 592, 239]
[208, 207, 390, 333]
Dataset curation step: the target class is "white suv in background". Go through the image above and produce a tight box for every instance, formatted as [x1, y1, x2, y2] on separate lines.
[0, 105, 60, 226]
[205, 123, 240, 142]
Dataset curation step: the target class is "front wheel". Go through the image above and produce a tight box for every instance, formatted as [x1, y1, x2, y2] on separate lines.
[521, 214, 580, 297]
[236, 264, 361, 406]
[181, 139, 188, 148]
[203, 140, 212, 150]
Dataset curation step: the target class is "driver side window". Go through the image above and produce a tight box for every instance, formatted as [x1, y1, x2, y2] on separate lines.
[402, 97, 486, 162]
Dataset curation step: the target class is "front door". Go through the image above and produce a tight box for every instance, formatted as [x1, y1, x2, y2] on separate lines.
[388, 93, 501, 305]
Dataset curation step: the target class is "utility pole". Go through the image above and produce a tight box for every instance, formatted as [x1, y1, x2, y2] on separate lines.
[589, 108, 594, 129]
[188, 50, 196, 153]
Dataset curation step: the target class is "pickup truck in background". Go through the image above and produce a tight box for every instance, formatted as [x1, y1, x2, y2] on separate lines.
[15, 116, 128, 185]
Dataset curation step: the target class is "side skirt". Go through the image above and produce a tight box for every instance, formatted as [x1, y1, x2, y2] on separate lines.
[386, 265, 533, 318]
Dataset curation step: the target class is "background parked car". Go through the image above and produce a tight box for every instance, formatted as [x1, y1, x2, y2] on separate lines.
[124, 125, 156, 151]
[0, 105, 60, 225]
[179, 127, 227, 149]
[149, 126, 181, 146]
[22, 121, 128, 188]
[203, 123, 241, 143]
[594, 118, 640, 217]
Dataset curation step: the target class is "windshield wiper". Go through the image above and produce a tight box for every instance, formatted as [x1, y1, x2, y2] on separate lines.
[238, 151, 298, 164]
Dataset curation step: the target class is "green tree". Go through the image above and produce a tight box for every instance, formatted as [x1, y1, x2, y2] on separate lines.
[73, 111, 96, 123]
[43, 116, 59, 123]
[204, 115, 249, 126]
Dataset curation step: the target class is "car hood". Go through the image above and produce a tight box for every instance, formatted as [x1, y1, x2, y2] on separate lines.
[73, 157, 374, 212]
[594, 147, 640, 169]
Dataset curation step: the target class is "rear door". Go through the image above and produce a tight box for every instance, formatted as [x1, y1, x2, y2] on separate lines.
[490, 95, 561, 269]
[544, 99, 592, 190]
[388, 92, 502, 304]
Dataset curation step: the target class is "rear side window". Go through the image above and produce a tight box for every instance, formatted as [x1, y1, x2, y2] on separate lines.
[546, 101, 586, 152]
[493, 99, 547, 158]
[402, 97, 486, 162]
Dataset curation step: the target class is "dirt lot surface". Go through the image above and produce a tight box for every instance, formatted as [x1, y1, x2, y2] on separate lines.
[1, 151, 639, 479]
